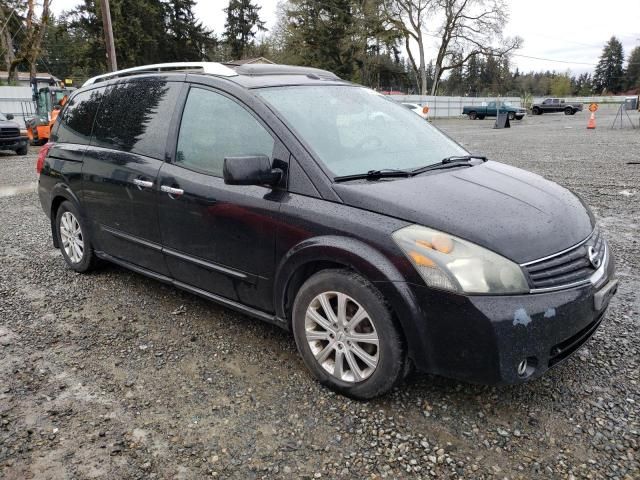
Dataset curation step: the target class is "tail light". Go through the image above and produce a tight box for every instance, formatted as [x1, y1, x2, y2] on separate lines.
[36, 142, 54, 174]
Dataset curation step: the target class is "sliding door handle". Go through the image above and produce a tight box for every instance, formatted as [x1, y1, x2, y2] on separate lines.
[161, 185, 184, 196]
[133, 179, 153, 189]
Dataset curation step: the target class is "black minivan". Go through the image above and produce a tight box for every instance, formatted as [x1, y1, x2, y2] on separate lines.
[37, 63, 617, 399]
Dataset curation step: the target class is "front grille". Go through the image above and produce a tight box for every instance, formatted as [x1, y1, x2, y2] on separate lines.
[523, 228, 605, 290]
[0, 127, 19, 138]
[548, 313, 604, 367]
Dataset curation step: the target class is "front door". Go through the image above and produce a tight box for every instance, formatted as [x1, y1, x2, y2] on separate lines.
[157, 86, 286, 312]
[82, 79, 183, 274]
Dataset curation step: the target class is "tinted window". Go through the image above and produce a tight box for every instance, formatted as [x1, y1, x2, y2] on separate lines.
[54, 88, 104, 145]
[175, 88, 275, 177]
[92, 79, 181, 160]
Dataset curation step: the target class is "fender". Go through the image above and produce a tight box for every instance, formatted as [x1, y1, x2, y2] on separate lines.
[274, 235, 430, 364]
[48, 182, 83, 248]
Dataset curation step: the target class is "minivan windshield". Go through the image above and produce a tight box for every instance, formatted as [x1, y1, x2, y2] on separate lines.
[256, 86, 467, 177]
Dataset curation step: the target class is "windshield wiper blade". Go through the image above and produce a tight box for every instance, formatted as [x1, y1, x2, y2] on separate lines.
[441, 155, 487, 164]
[334, 169, 413, 182]
[411, 155, 488, 175]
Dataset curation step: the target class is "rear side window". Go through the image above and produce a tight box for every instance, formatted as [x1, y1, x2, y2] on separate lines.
[91, 79, 181, 160]
[54, 88, 104, 145]
[175, 88, 274, 177]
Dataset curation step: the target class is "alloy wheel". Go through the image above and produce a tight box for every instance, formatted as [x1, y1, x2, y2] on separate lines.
[304, 291, 379, 383]
[60, 211, 84, 264]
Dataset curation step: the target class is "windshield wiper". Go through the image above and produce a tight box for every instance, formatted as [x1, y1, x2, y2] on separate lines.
[334, 169, 413, 182]
[441, 155, 487, 164]
[411, 155, 488, 174]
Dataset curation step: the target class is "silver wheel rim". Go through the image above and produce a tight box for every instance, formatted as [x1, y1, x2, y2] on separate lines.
[60, 211, 84, 264]
[305, 292, 379, 383]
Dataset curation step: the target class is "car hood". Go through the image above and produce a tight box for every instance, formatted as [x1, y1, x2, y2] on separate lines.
[0, 120, 19, 129]
[332, 161, 594, 264]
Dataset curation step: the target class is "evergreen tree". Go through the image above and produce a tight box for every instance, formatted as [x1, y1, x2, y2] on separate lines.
[625, 46, 640, 91]
[593, 36, 625, 94]
[223, 0, 267, 60]
[284, 0, 355, 80]
[162, 0, 216, 61]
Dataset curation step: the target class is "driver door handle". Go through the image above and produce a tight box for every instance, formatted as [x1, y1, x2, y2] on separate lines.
[161, 185, 184, 196]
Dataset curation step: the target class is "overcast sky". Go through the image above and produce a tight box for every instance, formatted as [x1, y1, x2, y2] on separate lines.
[51, 0, 640, 75]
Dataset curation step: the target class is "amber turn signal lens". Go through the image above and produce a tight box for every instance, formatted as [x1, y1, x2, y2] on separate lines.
[432, 234, 453, 254]
[415, 239, 432, 249]
[409, 251, 436, 267]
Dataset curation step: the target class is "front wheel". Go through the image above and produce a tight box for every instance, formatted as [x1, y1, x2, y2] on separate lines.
[15, 144, 28, 155]
[468, 111, 477, 120]
[532, 107, 541, 115]
[292, 269, 406, 400]
[55, 201, 97, 273]
[508, 112, 516, 120]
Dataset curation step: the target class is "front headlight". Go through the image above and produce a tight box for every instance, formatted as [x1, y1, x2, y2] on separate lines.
[392, 225, 529, 294]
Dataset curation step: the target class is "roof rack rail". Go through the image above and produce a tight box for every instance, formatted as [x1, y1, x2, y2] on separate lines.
[234, 64, 339, 79]
[83, 62, 238, 87]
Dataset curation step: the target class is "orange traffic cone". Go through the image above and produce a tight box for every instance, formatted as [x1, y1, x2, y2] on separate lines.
[587, 112, 596, 129]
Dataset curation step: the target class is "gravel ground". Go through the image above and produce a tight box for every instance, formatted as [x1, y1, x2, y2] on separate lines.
[1, 111, 638, 479]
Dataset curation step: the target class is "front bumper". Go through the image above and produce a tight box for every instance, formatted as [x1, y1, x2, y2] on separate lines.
[406, 250, 616, 385]
[0, 136, 28, 150]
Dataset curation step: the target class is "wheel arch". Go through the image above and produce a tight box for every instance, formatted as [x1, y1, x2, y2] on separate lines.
[274, 236, 428, 364]
[49, 184, 83, 248]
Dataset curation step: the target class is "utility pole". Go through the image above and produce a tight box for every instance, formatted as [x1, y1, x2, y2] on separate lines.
[99, 0, 117, 72]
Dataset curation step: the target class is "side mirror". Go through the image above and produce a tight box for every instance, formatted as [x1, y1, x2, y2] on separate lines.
[6, 114, 14, 120]
[223, 155, 282, 186]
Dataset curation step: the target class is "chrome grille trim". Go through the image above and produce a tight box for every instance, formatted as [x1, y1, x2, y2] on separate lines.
[521, 227, 608, 293]
[520, 228, 594, 267]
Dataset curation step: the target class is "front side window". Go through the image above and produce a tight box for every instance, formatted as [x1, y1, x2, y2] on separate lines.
[257, 86, 466, 177]
[175, 88, 275, 177]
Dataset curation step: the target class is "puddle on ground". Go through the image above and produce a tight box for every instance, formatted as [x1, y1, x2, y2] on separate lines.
[0, 182, 37, 198]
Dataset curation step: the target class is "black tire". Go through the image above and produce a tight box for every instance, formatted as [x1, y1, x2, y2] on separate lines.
[55, 200, 97, 273]
[532, 107, 541, 115]
[15, 144, 28, 156]
[564, 107, 573, 115]
[508, 112, 516, 120]
[477, 115, 485, 120]
[292, 269, 406, 400]
[515, 115, 524, 121]
[468, 111, 477, 120]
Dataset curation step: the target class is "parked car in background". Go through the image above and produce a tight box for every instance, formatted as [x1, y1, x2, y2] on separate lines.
[531, 98, 583, 115]
[462, 101, 526, 120]
[0, 112, 28, 155]
[37, 62, 617, 399]
[401, 102, 429, 119]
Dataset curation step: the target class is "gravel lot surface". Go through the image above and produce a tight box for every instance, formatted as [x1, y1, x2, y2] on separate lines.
[1, 111, 638, 479]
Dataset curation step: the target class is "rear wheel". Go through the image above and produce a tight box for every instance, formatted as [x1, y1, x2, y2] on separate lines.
[468, 111, 477, 120]
[564, 107, 573, 115]
[292, 269, 406, 400]
[55, 201, 97, 273]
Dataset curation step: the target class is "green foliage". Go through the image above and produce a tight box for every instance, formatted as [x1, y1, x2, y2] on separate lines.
[550, 74, 572, 97]
[625, 46, 640, 91]
[273, 0, 408, 90]
[593, 36, 625, 94]
[223, 0, 267, 60]
[41, 0, 215, 82]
